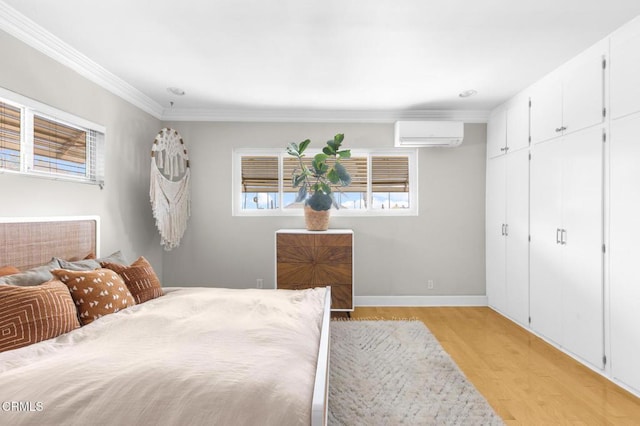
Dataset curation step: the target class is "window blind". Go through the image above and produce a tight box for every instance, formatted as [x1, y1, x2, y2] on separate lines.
[33, 114, 88, 178]
[372, 156, 409, 193]
[0, 101, 21, 171]
[282, 156, 368, 193]
[241, 156, 279, 192]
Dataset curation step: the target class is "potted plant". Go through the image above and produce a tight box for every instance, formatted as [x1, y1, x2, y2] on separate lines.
[287, 133, 352, 230]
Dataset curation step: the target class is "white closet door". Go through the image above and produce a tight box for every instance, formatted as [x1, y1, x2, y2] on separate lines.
[486, 155, 507, 312]
[561, 126, 604, 368]
[506, 93, 530, 153]
[610, 113, 640, 391]
[530, 138, 563, 345]
[505, 149, 530, 326]
[530, 74, 563, 145]
[610, 24, 640, 119]
[562, 43, 606, 135]
[487, 108, 507, 158]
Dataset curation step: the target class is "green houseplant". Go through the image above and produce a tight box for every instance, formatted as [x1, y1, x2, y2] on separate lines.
[287, 133, 351, 230]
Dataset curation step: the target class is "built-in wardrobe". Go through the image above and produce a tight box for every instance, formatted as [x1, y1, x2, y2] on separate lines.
[486, 15, 640, 397]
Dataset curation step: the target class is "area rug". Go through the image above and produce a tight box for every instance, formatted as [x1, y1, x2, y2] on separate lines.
[328, 320, 504, 425]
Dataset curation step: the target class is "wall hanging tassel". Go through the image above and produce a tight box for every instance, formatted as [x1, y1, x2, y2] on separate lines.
[150, 128, 191, 250]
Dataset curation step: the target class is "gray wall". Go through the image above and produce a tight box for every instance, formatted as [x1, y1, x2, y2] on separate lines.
[161, 121, 487, 297]
[0, 29, 487, 297]
[0, 30, 163, 275]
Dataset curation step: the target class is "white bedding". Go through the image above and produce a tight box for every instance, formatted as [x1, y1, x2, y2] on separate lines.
[0, 286, 327, 426]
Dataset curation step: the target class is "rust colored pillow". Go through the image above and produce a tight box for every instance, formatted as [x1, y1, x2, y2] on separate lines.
[101, 256, 163, 304]
[0, 266, 20, 277]
[51, 268, 136, 326]
[0, 280, 81, 353]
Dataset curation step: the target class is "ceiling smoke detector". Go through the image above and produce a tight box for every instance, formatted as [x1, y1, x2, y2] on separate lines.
[458, 89, 478, 98]
[167, 87, 185, 96]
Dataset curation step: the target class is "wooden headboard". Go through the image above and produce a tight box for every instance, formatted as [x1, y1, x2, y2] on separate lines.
[0, 216, 100, 270]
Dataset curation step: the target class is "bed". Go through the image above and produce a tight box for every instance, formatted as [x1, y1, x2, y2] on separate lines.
[0, 216, 331, 426]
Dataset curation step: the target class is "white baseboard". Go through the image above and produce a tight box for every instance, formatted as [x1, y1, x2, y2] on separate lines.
[354, 295, 488, 307]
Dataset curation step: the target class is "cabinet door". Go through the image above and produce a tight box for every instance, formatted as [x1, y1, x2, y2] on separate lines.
[610, 23, 640, 119]
[560, 126, 603, 368]
[485, 155, 507, 312]
[487, 107, 507, 158]
[505, 149, 529, 326]
[562, 44, 605, 135]
[529, 138, 563, 345]
[610, 114, 640, 391]
[506, 93, 530, 153]
[530, 73, 563, 144]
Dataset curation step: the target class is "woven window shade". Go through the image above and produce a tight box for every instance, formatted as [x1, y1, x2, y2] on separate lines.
[241, 156, 279, 192]
[33, 114, 87, 177]
[282, 157, 368, 193]
[240, 154, 409, 195]
[372, 156, 409, 193]
[0, 101, 21, 171]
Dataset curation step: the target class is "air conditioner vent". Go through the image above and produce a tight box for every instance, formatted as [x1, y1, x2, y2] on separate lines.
[394, 121, 464, 148]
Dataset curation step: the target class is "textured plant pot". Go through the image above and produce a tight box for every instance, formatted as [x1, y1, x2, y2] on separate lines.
[304, 205, 330, 231]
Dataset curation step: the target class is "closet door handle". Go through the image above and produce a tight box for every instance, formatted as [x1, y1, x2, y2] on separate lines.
[556, 228, 561, 244]
[555, 127, 563, 133]
[501, 224, 505, 236]
[504, 224, 509, 236]
[561, 229, 567, 245]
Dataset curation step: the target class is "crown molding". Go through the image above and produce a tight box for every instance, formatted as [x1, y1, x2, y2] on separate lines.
[0, 2, 164, 119]
[160, 107, 490, 123]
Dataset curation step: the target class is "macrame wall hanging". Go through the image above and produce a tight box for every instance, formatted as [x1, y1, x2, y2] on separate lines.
[150, 128, 191, 250]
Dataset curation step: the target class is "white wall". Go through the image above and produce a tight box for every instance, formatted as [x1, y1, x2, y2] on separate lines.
[161, 121, 487, 297]
[0, 30, 163, 275]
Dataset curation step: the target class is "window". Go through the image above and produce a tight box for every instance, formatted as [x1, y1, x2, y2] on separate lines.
[0, 88, 105, 186]
[233, 149, 417, 216]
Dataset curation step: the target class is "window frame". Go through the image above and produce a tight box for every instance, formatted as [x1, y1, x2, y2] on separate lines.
[232, 147, 418, 217]
[0, 87, 106, 186]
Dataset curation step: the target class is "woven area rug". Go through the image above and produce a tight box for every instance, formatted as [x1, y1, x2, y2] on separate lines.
[328, 320, 504, 425]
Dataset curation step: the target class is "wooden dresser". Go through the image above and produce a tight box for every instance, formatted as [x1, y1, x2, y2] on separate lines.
[276, 229, 353, 311]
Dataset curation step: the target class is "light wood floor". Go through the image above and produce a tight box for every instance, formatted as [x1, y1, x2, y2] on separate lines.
[348, 307, 640, 425]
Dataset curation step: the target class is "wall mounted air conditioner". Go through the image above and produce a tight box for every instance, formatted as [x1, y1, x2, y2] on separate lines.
[394, 121, 464, 147]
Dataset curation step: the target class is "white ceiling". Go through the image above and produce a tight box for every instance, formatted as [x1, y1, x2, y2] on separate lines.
[2, 0, 640, 121]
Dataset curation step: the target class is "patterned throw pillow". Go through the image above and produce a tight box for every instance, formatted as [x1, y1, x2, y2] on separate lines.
[51, 268, 136, 326]
[0, 280, 81, 353]
[100, 257, 163, 304]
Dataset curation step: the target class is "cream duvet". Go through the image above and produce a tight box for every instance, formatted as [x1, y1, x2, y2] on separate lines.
[0, 287, 326, 426]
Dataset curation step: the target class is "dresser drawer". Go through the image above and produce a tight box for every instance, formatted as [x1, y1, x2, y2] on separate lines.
[276, 230, 354, 311]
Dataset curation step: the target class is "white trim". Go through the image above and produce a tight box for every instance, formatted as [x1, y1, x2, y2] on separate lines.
[0, 87, 106, 185]
[354, 295, 488, 307]
[233, 148, 418, 217]
[311, 286, 331, 426]
[161, 107, 490, 123]
[0, 87, 105, 133]
[0, 2, 163, 119]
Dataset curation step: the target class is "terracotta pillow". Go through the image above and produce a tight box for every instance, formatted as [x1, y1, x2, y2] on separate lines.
[101, 257, 163, 304]
[0, 266, 20, 277]
[51, 268, 136, 326]
[0, 280, 81, 353]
